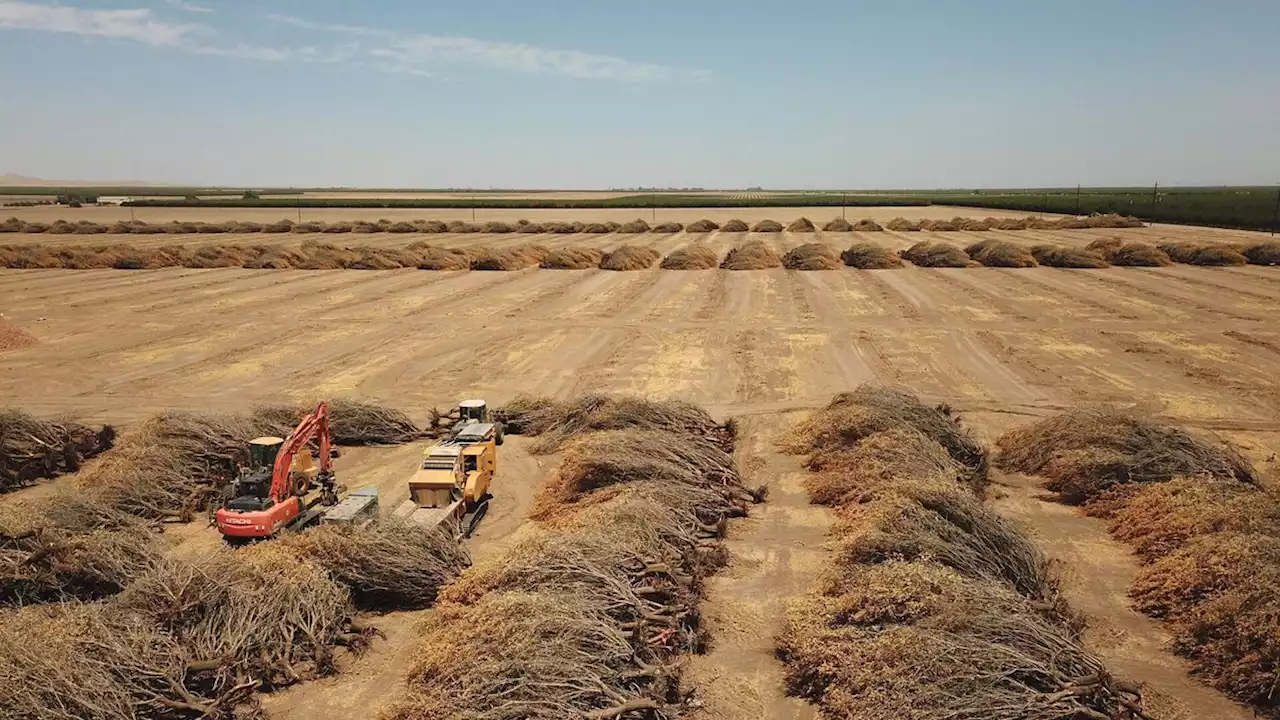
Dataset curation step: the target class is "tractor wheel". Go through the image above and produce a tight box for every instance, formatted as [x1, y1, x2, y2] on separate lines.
[495, 423, 505, 446]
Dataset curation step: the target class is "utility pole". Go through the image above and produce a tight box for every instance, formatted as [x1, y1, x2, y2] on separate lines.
[842, 192, 847, 220]
[471, 194, 476, 222]
[652, 192, 656, 223]
[1075, 184, 1081, 215]
[1150, 182, 1159, 227]
[1271, 185, 1280, 236]
[129, 205, 135, 224]
[296, 196, 301, 223]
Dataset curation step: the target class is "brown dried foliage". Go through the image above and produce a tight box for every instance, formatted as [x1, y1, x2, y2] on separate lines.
[840, 243, 903, 269]
[721, 240, 782, 270]
[782, 242, 840, 270]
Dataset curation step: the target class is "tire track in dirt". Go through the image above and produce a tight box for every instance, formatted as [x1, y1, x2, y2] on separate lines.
[923, 269, 1038, 322]
[1147, 267, 1280, 304]
[1218, 266, 1280, 289]
[694, 270, 729, 321]
[855, 269, 925, 321]
[684, 412, 824, 720]
[1005, 270, 1165, 321]
[1072, 271, 1266, 322]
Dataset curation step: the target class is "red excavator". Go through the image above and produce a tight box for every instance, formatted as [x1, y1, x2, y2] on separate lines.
[215, 402, 341, 541]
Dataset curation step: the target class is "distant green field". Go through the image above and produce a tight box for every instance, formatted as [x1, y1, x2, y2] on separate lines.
[5, 185, 1276, 231]
[123, 193, 931, 210]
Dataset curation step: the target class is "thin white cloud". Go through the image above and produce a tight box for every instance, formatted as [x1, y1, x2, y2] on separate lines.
[0, 3, 710, 83]
[271, 13, 711, 83]
[163, 0, 211, 14]
[0, 0, 195, 46]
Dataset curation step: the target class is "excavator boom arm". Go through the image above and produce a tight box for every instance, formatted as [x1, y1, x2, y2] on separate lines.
[268, 402, 333, 503]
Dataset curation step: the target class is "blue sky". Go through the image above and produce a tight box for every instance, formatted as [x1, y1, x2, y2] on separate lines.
[1, 0, 1278, 188]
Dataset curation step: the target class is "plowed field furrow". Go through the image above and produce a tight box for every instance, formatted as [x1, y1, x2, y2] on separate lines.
[921, 269, 1039, 322]
[856, 269, 926, 321]
[1152, 266, 1280, 304]
[1007, 269, 1170, 321]
[1218, 265, 1280, 288]
[804, 271, 891, 320]
[1073, 270, 1267, 322]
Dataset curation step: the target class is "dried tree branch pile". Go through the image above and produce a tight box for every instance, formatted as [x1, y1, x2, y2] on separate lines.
[0, 408, 115, 492]
[1000, 411, 1277, 714]
[385, 395, 752, 719]
[776, 386, 1150, 719]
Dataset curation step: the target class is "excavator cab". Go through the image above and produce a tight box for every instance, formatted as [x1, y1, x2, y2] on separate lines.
[225, 437, 285, 512]
[458, 399, 489, 423]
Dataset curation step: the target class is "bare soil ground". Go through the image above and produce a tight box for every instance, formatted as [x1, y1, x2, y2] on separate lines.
[1, 203, 1054, 225]
[2, 224, 1277, 718]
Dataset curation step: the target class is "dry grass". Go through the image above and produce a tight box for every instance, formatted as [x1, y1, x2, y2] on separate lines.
[720, 219, 749, 232]
[599, 245, 659, 271]
[1241, 241, 1280, 265]
[995, 408, 1255, 503]
[685, 219, 720, 233]
[800, 427, 963, 505]
[900, 241, 971, 268]
[840, 243, 903, 269]
[660, 244, 719, 270]
[721, 240, 783, 270]
[964, 239, 1038, 268]
[749, 219, 783, 233]
[540, 247, 604, 270]
[0, 318, 38, 352]
[782, 242, 840, 270]
[651, 221, 683, 233]
[1028, 245, 1111, 268]
[851, 219, 885, 232]
[822, 217, 853, 231]
[885, 217, 921, 231]
[786, 217, 816, 232]
[617, 219, 651, 233]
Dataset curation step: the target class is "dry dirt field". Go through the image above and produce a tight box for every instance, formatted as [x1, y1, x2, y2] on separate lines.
[2, 221, 1278, 719]
[2, 203, 1059, 225]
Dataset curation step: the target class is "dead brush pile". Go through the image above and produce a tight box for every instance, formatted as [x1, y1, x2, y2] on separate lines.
[993, 217, 1032, 230]
[994, 408, 1255, 503]
[651, 221, 683, 233]
[782, 242, 840, 270]
[660, 244, 719, 270]
[407, 243, 471, 271]
[387, 395, 748, 719]
[1, 408, 115, 492]
[822, 217, 853, 231]
[617, 219, 651, 233]
[1029, 244, 1111, 268]
[720, 219, 749, 232]
[750, 219, 784, 233]
[852, 218, 885, 232]
[1157, 241, 1248, 266]
[900, 241, 970, 267]
[1, 511, 163, 605]
[0, 317, 38, 352]
[1241, 241, 1280, 265]
[469, 244, 549, 270]
[1000, 411, 1276, 712]
[786, 217, 816, 232]
[1085, 213, 1145, 229]
[841, 243, 902, 269]
[776, 390, 1144, 720]
[885, 217, 920, 231]
[721, 239, 783, 270]
[599, 245, 660, 271]
[540, 247, 604, 269]
[918, 219, 957, 232]
[964, 239, 1038, 267]
[1085, 238, 1172, 267]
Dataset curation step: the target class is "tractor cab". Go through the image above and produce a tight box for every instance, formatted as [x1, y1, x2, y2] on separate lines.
[224, 437, 284, 511]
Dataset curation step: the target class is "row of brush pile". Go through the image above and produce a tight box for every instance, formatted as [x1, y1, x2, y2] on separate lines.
[6, 237, 1275, 271]
[0, 400, 469, 719]
[0, 213, 1144, 236]
[996, 410, 1277, 717]
[0, 409, 115, 492]
[775, 386, 1152, 720]
[382, 395, 762, 720]
[906, 237, 1280, 268]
